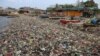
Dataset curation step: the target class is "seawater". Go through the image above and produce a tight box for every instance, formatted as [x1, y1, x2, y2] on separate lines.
[0, 16, 11, 30]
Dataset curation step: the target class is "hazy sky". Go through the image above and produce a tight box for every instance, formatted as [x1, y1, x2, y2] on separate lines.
[0, 0, 100, 9]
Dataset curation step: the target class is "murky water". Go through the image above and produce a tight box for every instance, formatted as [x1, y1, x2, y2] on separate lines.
[0, 16, 11, 30]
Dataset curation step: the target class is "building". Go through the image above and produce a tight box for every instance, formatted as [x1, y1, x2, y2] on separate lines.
[0, 7, 19, 16]
[33, 9, 45, 16]
[47, 0, 98, 17]
[18, 7, 45, 16]
[0, 7, 3, 10]
[0, 7, 4, 14]
[47, 7, 83, 17]
[19, 7, 34, 14]
[5, 7, 19, 16]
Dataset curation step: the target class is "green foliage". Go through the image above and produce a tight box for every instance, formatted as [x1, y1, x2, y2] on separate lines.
[62, 4, 74, 8]
[47, 0, 98, 11]
[83, 1, 98, 8]
[47, 4, 74, 11]
[97, 9, 100, 13]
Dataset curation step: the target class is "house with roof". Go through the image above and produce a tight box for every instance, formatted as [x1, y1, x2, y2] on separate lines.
[0, 7, 4, 15]
[0, 7, 19, 16]
[47, 0, 98, 17]
[0, 7, 3, 10]
[18, 7, 45, 16]
[18, 7, 33, 14]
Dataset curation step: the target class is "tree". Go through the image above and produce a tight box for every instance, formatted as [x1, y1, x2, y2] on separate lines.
[47, 7, 55, 11]
[47, 4, 75, 11]
[62, 4, 74, 8]
[83, 0, 98, 8]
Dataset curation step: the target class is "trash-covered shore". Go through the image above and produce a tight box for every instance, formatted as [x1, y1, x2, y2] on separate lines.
[0, 15, 100, 56]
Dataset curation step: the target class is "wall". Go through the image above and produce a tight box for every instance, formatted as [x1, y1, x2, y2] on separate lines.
[64, 10, 82, 17]
[48, 10, 83, 17]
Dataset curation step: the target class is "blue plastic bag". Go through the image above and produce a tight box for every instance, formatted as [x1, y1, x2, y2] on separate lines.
[91, 19, 97, 25]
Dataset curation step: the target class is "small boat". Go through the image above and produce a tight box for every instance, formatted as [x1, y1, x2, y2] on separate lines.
[60, 19, 80, 24]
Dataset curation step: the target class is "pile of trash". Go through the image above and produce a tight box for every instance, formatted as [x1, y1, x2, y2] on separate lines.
[0, 15, 100, 56]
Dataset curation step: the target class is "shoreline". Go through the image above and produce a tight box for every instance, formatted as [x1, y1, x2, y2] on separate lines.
[0, 16, 12, 32]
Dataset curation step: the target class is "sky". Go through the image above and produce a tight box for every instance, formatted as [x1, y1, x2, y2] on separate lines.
[0, 0, 100, 9]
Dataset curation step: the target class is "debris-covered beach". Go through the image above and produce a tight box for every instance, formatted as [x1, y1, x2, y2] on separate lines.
[0, 15, 100, 56]
[0, 0, 100, 56]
